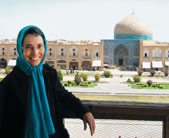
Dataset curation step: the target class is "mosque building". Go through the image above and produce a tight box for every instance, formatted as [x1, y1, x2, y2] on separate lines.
[103, 13, 169, 71]
[0, 13, 169, 71]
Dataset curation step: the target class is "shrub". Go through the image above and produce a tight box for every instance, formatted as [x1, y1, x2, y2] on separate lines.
[81, 74, 88, 81]
[88, 81, 91, 84]
[80, 72, 84, 77]
[147, 80, 153, 86]
[127, 78, 132, 83]
[152, 83, 163, 88]
[95, 73, 101, 82]
[74, 72, 82, 85]
[150, 70, 155, 76]
[64, 83, 68, 87]
[80, 81, 89, 87]
[133, 75, 141, 82]
[136, 83, 148, 87]
[137, 69, 144, 76]
[103, 70, 111, 78]
[57, 70, 63, 81]
[67, 80, 76, 86]
[5, 66, 11, 75]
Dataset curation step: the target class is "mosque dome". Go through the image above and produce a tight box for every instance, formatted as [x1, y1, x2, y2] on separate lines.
[114, 14, 152, 40]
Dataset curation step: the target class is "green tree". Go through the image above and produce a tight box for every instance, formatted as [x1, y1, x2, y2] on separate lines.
[57, 70, 63, 81]
[74, 72, 82, 85]
[95, 73, 101, 82]
[103, 70, 111, 78]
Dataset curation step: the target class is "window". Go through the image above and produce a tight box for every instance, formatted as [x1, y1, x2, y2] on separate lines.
[61, 48, 64, 51]
[85, 53, 88, 56]
[49, 48, 52, 51]
[96, 52, 99, 57]
[143, 48, 149, 58]
[49, 52, 52, 56]
[61, 53, 64, 56]
[94, 48, 99, 57]
[152, 48, 162, 58]
[85, 49, 88, 51]
[70, 48, 78, 57]
[165, 49, 169, 58]
[14, 52, 17, 55]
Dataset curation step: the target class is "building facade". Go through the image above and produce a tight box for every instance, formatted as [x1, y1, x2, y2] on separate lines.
[103, 14, 169, 71]
[140, 40, 169, 71]
[0, 41, 104, 70]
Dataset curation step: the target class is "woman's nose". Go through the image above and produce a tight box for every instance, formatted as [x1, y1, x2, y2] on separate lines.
[31, 47, 39, 54]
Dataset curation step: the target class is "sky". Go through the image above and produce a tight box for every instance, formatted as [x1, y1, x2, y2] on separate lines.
[0, 0, 169, 42]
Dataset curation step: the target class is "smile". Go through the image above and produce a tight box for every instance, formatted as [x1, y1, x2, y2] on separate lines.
[30, 57, 39, 61]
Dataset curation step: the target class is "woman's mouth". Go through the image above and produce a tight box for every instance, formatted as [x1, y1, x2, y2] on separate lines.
[30, 57, 39, 61]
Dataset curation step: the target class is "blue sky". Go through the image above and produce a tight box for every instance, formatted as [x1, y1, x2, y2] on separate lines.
[0, 0, 169, 42]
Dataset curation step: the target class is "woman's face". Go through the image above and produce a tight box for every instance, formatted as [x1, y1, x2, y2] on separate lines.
[22, 34, 45, 66]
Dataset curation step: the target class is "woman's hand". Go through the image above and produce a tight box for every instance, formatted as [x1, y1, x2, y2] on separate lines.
[83, 112, 95, 136]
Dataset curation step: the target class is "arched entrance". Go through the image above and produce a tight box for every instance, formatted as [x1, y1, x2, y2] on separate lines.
[0, 58, 7, 68]
[81, 61, 91, 70]
[57, 60, 66, 70]
[69, 59, 78, 70]
[114, 45, 128, 66]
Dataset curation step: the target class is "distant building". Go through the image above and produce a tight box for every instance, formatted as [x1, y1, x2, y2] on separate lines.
[139, 40, 169, 71]
[0, 41, 103, 70]
[103, 14, 169, 71]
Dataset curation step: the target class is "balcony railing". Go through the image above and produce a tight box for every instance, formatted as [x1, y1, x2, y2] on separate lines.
[64, 100, 169, 138]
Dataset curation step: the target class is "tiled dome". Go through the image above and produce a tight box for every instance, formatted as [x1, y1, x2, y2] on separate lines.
[114, 14, 152, 40]
[114, 14, 152, 34]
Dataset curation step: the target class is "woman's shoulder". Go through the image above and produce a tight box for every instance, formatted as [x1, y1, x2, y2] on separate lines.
[43, 64, 57, 74]
[43, 64, 59, 83]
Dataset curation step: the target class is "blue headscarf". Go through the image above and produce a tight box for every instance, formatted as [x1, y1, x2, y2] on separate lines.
[16, 25, 55, 138]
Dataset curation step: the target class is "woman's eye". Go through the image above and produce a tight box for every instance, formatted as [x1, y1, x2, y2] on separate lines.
[25, 45, 31, 49]
[38, 45, 42, 49]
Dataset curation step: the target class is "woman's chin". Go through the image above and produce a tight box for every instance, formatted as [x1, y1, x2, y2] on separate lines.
[29, 61, 41, 66]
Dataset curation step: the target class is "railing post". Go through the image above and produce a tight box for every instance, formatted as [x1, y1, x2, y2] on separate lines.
[164, 115, 169, 138]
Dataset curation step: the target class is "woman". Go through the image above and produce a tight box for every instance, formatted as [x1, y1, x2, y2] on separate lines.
[0, 25, 95, 138]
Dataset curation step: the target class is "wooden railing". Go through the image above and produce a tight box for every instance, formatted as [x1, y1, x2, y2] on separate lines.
[66, 100, 169, 138]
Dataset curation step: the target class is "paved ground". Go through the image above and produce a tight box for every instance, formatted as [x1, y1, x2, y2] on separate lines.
[64, 70, 169, 96]
[65, 119, 162, 138]
[1, 69, 169, 95]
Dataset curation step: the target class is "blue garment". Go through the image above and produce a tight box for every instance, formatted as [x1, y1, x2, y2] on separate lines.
[16, 25, 55, 138]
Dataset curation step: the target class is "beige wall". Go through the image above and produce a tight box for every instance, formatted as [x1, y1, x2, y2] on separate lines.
[139, 40, 169, 70]
[0, 42, 104, 70]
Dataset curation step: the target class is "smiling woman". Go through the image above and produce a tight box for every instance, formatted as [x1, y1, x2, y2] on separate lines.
[0, 25, 95, 138]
